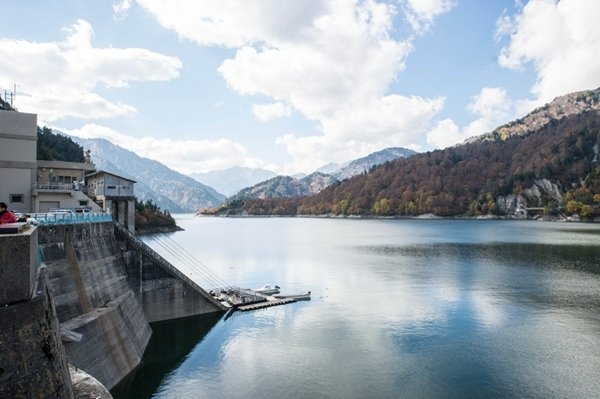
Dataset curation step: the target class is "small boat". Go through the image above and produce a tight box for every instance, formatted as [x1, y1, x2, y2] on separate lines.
[272, 291, 311, 301]
[254, 284, 281, 295]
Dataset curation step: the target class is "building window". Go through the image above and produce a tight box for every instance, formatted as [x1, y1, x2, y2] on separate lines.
[79, 200, 89, 206]
[122, 186, 129, 190]
[107, 185, 117, 189]
[10, 194, 23, 203]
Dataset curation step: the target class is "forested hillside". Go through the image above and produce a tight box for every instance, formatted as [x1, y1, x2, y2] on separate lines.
[37, 126, 84, 162]
[207, 88, 600, 220]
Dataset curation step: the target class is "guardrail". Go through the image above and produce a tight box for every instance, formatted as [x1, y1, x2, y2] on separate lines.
[31, 213, 113, 226]
[32, 183, 89, 194]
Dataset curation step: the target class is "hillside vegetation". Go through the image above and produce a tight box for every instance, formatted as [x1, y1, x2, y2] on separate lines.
[135, 199, 181, 234]
[207, 88, 600, 220]
[37, 126, 84, 162]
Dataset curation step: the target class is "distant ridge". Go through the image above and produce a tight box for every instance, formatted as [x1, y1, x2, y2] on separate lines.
[208, 87, 600, 220]
[190, 166, 277, 196]
[71, 136, 225, 212]
[228, 146, 417, 202]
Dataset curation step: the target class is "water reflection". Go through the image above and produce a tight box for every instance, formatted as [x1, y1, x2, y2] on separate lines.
[111, 313, 222, 399]
[124, 218, 600, 398]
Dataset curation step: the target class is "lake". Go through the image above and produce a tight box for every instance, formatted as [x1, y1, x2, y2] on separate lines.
[112, 216, 600, 399]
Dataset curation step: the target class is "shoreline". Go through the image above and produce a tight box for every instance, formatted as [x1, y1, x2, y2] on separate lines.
[136, 224, 184, 235]
[196, 212, 599, 223]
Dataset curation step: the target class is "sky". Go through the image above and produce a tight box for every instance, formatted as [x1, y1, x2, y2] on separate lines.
[1, 0, 600, 176]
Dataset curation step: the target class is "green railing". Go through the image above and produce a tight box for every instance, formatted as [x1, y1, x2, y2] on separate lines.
[32, 213, 113, 226]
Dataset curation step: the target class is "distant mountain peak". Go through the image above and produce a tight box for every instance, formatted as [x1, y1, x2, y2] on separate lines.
[466, 87, 600, 144]
[332, 147, 417, 180]
[70, 136, 225, 212]
[227, 146, 416, 202]
[189, 166, 277, 197]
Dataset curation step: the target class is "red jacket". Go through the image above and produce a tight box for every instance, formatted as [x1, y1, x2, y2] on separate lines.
[0, 210, 17, 224]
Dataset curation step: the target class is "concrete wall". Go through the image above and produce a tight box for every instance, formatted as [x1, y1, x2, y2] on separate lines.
[0, 109, 37, 212]
[37, 160, 95, 185]
[0, 267, 74, 399]
[124, 249, 226, 322]
[61, 291, 151, 388]
[0, 226, 37, 305]
[38, 222, 151, 390]
[33, 189, 104, 213]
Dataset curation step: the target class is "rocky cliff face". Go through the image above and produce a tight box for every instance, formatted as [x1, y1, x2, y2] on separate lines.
[496, 179, 564, 215]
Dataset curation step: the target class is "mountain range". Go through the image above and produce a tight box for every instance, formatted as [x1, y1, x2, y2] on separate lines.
[71, 137, 225, 213]
[228, 172, 339, 202]
[190, 166, 277, 196]
[208, 87, 600, 220]
[227, 146, 417, 202]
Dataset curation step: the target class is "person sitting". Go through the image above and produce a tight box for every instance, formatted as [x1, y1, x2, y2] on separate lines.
[0, 202, 17, 224]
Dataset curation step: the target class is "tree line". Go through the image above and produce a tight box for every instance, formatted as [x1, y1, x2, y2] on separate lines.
[208, 111, 600, 220]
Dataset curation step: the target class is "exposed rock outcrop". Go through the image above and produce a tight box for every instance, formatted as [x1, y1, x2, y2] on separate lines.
[496, 179, 564, 215]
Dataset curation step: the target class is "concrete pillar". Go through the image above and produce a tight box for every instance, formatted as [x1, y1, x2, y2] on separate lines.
[117, 200, 125, 227]
[0, 226, 37, 305]
[127, 199, 135, 233]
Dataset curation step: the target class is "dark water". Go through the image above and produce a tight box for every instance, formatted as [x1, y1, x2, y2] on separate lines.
[112, 217, 600, 399]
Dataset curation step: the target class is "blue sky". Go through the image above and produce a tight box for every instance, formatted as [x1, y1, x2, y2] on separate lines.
[1, 0, 599, 175]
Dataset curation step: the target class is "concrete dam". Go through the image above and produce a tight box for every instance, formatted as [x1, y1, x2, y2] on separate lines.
[0, 221, 227, 397]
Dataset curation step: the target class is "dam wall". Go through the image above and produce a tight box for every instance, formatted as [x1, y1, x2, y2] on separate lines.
[36, 221, 225, 389]
[115, 223, 226, 323]
[38, 222, 152, 390]
[0, 227, 74, 399]
[1, 221, 224, 393]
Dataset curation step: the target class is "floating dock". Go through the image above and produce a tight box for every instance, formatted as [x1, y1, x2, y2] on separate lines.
[236, 297, 297, 312]
[210, 286, 309, 313]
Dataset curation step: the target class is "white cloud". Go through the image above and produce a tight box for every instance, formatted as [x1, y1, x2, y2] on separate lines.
[427, 87, 512, 148]
[402, 0, 456, 34]
[497, 0, 600, 110]
[252, 102, 292, 122]
[135, 0, 330, 48]
[276, 94, 444, 172]
[0, 19, 182, 121]
[63, 124, 267, 174]
[135, 0, 447, 173]
[113, 0, 132, 18]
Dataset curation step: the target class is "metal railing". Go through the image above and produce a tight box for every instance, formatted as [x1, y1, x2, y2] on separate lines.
[32, 182, 89, 194]
[32, 212, 113, 226]
[112, 222, 226, 310]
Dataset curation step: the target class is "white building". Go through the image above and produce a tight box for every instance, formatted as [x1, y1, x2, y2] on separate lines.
[86, 170, 136, 231]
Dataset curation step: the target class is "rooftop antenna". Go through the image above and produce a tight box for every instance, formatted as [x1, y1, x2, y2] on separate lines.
[2, 82, 17, 109]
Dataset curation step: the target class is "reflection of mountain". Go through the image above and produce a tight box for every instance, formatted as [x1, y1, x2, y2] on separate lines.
[190, 166, 277, 196]
[72, 137, 225, 212]
[110, 313, 222, 399]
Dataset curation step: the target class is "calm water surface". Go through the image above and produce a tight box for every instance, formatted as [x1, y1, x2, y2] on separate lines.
[112, 217, 600, 399]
